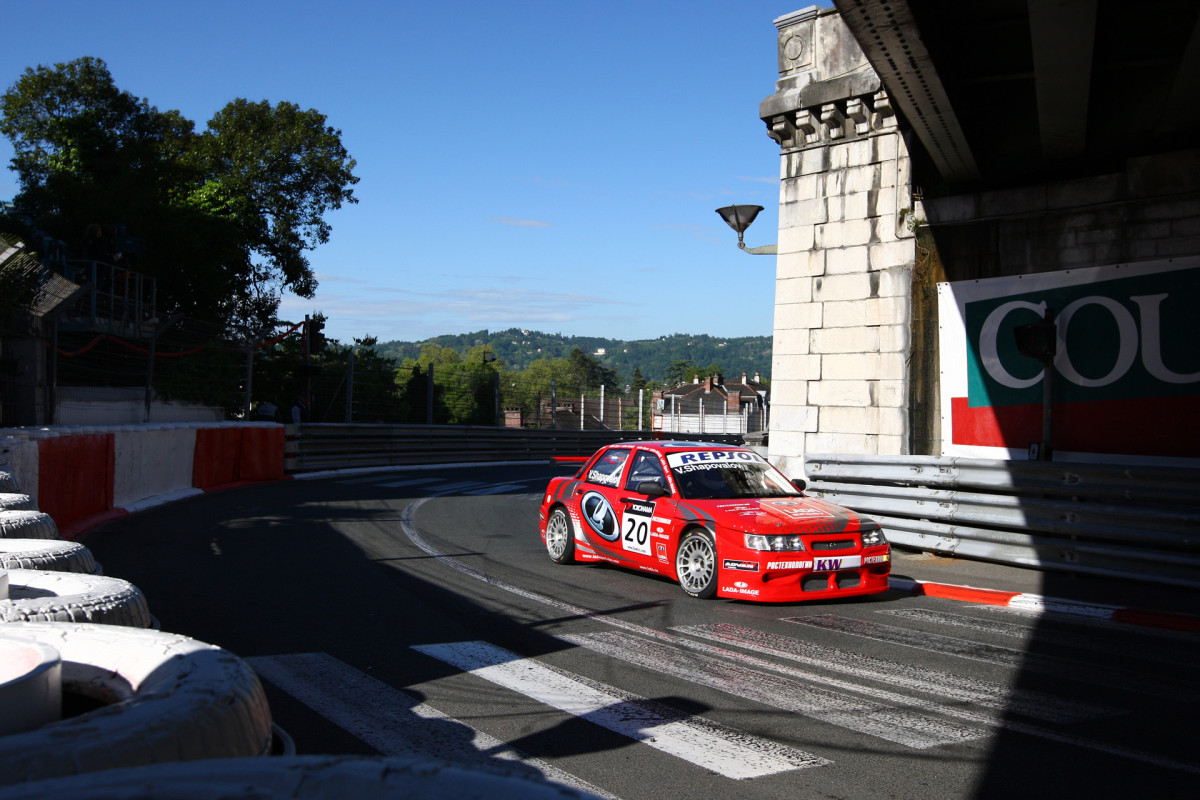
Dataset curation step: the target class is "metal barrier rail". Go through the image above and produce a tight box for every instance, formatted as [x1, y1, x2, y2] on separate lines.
[803, 454, 1200, 590]
[285, 424, 743, 473]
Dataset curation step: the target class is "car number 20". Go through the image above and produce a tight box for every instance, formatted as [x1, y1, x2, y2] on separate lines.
[622, 501, 654, 556]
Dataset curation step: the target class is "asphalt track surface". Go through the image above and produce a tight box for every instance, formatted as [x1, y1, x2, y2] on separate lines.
[82, 463, 1200, 800]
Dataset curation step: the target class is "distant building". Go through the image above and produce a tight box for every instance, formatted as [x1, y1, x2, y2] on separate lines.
[653, 373, 768, 435]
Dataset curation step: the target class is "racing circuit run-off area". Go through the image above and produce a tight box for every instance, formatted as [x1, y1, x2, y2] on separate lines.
[4, 459, 1191, 800]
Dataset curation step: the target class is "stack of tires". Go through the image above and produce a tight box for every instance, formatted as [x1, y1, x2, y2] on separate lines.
[0, 456, 598, 799]
[0, 462, 275, 789]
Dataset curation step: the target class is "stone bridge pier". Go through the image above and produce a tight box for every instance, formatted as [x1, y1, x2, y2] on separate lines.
[760, 6, 929, 476]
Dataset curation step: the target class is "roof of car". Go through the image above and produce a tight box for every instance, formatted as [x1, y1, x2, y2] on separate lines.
[606, 440, 747, 453]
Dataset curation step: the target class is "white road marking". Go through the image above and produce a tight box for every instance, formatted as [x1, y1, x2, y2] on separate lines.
[247, 652, 618, 799]
[880, 608, 1200, 666]
[785, 615, 1199, 701]
[463, 484, 528, 495]
[412, 640, 829, 780]
[373, 478, 442, 488]
[399, 496, 1200, 773]
[675, 623, 1110, 724]
[561, 632, 984, 748]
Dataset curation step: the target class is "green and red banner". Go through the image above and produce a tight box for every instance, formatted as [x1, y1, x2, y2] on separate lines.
[937, 257, 1199, 464]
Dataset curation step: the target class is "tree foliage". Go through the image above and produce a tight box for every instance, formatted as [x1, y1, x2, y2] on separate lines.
[0, 57, 358, 336]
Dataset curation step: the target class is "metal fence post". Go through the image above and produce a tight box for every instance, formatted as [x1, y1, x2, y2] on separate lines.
[345, 349, 355, 423]
[426, 363, 434, 425]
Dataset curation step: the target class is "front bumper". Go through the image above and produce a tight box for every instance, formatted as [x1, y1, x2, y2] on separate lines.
[716, 545, 892, 602]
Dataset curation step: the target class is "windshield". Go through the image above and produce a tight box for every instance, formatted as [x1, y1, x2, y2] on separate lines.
[666, 450, 800, 499]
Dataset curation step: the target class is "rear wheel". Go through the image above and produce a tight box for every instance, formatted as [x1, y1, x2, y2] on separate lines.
[544, 508, 575, 564]
[675, 529, 717, 599]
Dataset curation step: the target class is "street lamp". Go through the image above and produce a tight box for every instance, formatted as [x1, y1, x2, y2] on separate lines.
[715, 205, 777, 255]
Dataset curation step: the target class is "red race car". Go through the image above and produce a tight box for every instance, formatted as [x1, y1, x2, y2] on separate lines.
[539, 441, 890, 602]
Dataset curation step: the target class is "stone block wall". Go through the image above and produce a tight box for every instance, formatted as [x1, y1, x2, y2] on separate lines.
[760, 7, 919, 476]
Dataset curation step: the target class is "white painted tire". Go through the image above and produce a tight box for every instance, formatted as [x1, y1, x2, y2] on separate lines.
[0, 510, 59, 540]
[0, 755, 602, 799]
[0, 493, 35, 512]
[0, 540, 98, 574]
[0, 470, 19, 493]
[0, 570, 150, 627]
[0, 622, 274, 786]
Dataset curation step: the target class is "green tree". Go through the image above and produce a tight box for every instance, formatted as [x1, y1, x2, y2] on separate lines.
[0, 57, 358, 338]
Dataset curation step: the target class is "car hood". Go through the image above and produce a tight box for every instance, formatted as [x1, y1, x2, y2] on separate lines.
[676, 495, 869, 536]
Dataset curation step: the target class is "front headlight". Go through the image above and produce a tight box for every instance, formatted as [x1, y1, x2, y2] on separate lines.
[860, 525, 888, 547]
[744, 533, 806, 551]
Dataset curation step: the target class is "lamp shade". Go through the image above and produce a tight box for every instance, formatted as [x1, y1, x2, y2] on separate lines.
[715, 205, 764, 235]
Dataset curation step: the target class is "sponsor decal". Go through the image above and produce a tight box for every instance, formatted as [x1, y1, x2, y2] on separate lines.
[656, 543, 668, 563]
[587, 469, 620, 487]
[723, 559, 760, 572]
[763, 500, 830, 519]
[864, 554, 891, 565]
[721, 585, 761, 597]
[620, 498, 654, 556]
[667, 450, 765, 467]
[652, 516, 674, 525]
[580, 491, 619, 541]
[767, 560, 813, 570]
[812, 555, 863, 571]
[939, 258, 1200, 459]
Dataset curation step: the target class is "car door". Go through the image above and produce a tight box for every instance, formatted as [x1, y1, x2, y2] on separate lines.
[574, 447, 638, 566]
[616, 449, 673, 571]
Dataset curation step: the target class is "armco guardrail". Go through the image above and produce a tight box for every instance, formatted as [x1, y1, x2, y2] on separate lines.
[803, 454, 1200, 590]
[285, 424, 744, 473]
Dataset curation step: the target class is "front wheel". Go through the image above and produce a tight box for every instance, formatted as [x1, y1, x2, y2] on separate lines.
[544, 507, 575, 564]
[675, 529, 717, 599]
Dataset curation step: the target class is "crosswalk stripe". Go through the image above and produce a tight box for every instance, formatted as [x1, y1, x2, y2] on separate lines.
[785, 614, 1200, 701]
[562, 631, 985, 748]
[673, 623, 1109, 724]
[246, 652, 618, 799]
[412, 640, 830, 780]
[390, 496, 1200, 776]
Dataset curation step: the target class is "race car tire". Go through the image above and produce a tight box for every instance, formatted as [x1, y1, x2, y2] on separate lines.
[675, 529, 717, 599]
[0, 510, 59, 540]
[0, 539, 98, 574]
[544, 507, 575, 564]
[0, 622, 274, 787]
[1, 569, 151, 627]
[0, 493, 36, 512]
[0, 755, 602, 799]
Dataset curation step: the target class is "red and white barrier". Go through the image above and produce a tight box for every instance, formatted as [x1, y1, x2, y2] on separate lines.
[0, 424, 286, 540]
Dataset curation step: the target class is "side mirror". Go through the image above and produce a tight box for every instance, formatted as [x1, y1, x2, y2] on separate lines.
[637, 481, 668, 498]
[792, 478, 807, 492]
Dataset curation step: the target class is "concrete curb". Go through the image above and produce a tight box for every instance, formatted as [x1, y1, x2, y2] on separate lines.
[888, 576, 1200, 633]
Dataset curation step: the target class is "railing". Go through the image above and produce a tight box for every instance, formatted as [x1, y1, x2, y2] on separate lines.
[285, 424, 744, 473]
[803, 454, 1200, 590]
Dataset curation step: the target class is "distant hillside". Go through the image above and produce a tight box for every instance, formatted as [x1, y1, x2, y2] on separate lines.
[375, 329, 772, 385]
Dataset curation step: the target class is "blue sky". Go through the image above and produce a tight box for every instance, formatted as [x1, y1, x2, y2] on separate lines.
[1, 1, 822, 346]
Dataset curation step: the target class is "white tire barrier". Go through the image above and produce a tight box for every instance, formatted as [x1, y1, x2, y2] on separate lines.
[0, 635, 62, 736]
[0, 755, 602, 799]
[0, 470, 19, 492]
[1, 570, 150, 627]
[0, 510, 59, 540]
[0, 622, 274, 787]
[0, 493, 36, 512]
[0, 540, 98, 574]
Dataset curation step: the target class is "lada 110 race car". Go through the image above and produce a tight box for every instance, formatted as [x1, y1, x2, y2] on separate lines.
[538, 441, 891, 601]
